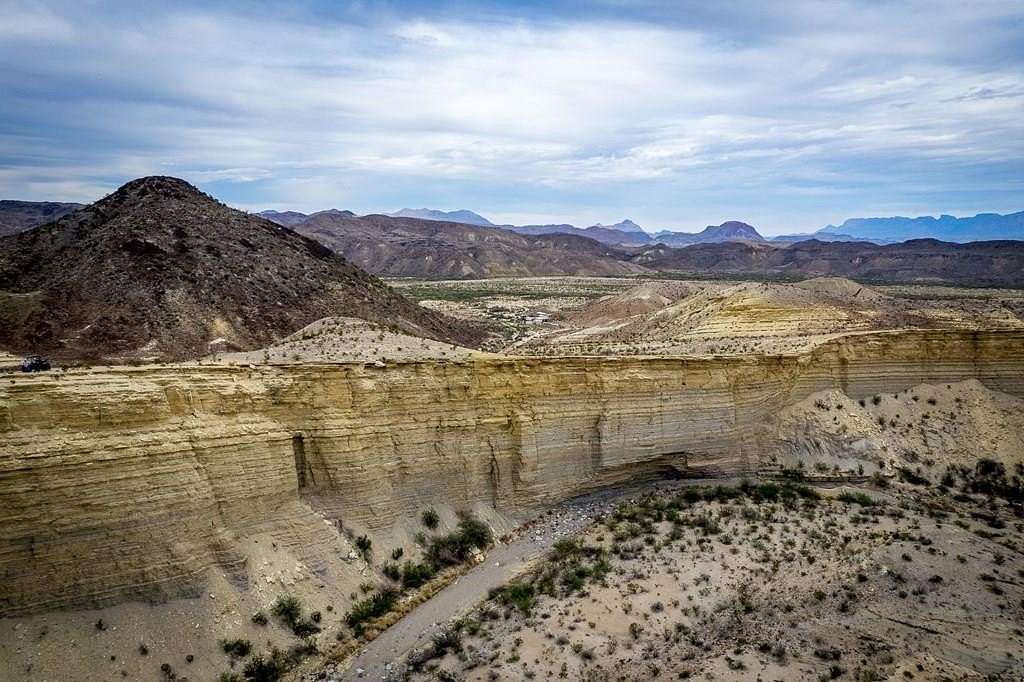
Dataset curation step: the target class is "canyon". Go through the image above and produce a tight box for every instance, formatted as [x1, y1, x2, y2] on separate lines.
[2, 329, 1023, 622]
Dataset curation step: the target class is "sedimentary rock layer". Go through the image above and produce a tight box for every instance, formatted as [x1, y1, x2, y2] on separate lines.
[1, 330, 1022, 616]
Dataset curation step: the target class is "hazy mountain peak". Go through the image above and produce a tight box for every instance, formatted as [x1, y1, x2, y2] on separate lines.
[818, 210, 1024, 243]
[702, 220, 764, 241]
[257, 209, 310, 227]
[389, 208, 493, 226]
[595, 218, 645, 234]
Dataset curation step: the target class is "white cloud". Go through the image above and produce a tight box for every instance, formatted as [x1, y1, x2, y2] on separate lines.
[0, 1, 1021, 231]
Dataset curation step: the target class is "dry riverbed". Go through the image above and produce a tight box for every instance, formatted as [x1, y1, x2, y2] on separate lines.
[384, 473, 1024, 681]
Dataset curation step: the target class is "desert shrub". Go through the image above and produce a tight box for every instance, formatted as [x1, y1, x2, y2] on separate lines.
[354, 534, 372, 556]
[838, 491, 875, 507]
[552, 536, 584, 560]
[391, 547, 404, 561]
[285, 638, 318, 667]
[422, 508, 440, 529]
[400, 560, 436, 589]
[755, 482, 781, 501]
[251, 610, 268, 626]
[561, 563, 591, 593]
[219, 638, 252, 658]
[492, 581, 536, 614]
[271, 595, 301, 626]
[345, 587, 399, 634]
[270, 594, 320, 637]
[425, 513, 493, 566]
[589, 557, 612, 583]
[243, 648, 287, 682]
[431, 628, 463, 656]
[897, 468, 929, 486]
[382, 562, 400, 581]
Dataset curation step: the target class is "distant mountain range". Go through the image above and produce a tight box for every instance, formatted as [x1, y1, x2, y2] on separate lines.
[278, 210, 1024, 287]
[504, 219, 653, 246]
[326, 208, 1024, 246]
[0, 200, 83, 237]
[290, 211, 645, 279]
[817, 212, 1024, 243]
[5, 197, 1023, 288]
[9, 200, 1021, 248]
[630, 239, 1024, 288]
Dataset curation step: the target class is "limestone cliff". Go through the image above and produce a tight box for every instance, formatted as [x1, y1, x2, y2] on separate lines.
[1, 329, 1022, 616]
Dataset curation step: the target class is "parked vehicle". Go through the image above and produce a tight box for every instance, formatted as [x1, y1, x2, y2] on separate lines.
[20, 355, 51, 372]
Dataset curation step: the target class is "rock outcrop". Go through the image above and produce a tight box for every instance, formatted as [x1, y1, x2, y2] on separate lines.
[1, 329, 1022, 616]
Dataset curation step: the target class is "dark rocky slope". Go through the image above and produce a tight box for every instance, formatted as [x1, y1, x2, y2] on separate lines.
[0, 177, 484, 360]
[0, 200, 84, 237]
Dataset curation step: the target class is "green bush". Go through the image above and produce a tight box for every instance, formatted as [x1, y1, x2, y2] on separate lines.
[425, 513, 493, 566]
[354, 534, 372, 556]
[492, 581, 536, 614]
[270, 595, 301, 628]
[552, 537, 583, 560]
[270, 594, 320, 637]
[422, 509, 440, 529]
[400, 560, 436, 590]
[345, 587, 399, 634]
[243, 648, 287, 682]
[897, 468, 929, 486]
[219, 638, 252, 658]
[837, 491, 875, 507]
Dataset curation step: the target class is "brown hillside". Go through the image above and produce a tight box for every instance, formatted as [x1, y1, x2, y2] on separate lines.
[293, 211, 649, 279]
[0, 177, 484, 361]
[633, 238, 1024, 287]
[0, 200, 84, 237]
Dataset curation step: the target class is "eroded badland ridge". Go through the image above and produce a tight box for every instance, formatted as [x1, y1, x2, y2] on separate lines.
[2, 330, 1022, 615]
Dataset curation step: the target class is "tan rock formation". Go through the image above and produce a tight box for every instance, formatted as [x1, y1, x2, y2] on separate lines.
[1, 329, 1022, 617]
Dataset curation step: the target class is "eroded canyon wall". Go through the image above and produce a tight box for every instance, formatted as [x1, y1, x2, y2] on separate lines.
[1, 329, 1022, 616]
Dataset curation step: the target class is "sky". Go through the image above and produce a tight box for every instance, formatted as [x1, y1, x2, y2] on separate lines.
[1, 1, 1023, 235]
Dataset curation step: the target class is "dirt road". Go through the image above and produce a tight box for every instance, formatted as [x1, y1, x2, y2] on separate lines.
[331, 478, 737, 681]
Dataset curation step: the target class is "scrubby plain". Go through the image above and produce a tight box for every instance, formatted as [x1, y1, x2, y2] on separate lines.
[392, 276, 1024, 357]
[398, 473, 1024, 681]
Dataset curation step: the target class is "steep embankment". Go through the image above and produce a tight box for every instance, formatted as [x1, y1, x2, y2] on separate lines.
[1, 329, 1022, 619]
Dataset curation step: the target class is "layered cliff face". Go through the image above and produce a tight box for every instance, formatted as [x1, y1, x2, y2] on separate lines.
[1, 330, 1023, 617]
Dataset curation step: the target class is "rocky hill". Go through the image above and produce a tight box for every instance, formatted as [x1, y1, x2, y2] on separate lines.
[0, 200, 84, 237]
[651, 220, 765, 246]
[292, 211, 648, 278]
[0, 177, 483, 361]
[633, 238, 1024, 287]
